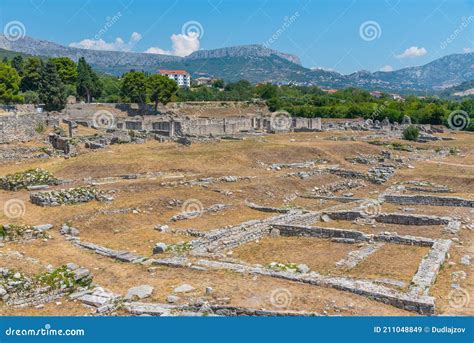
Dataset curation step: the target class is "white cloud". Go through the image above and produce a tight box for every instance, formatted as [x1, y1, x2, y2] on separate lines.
[69, 32, 142, 52]
[380, 65, 393, 72]
[396, 46, 427, 58]
[130, 32, 142, 42]
[145, 32, 200, 57]
[463, 47, 473, 53]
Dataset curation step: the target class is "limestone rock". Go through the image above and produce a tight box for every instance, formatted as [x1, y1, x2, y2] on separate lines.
[460, 255, 471, 266]
[269, 228, 280, 237]
[167, 295, 180, 303]
[126, 285, 154, 300]
[173, 284, 195, 293]
[32, 224, 53, 232]
[321, 214, 331, 222]
[297, 264, 310, 274]
[154, 224, 169, 232]
[153, 242, 168, 254]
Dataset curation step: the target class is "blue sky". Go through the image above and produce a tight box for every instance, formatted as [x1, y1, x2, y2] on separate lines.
[1, 0, 473, 74]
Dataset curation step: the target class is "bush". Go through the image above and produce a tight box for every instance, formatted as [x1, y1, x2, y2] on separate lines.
[403, 125, 419, 141]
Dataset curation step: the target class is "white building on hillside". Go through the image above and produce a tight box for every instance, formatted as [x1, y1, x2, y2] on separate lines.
[158, 70, 191, 87]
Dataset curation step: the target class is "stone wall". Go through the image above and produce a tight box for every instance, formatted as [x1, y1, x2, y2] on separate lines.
[164, 101, 270, 117]
[0, 113, 48, 144]
[178, 117, 254, 136]
[65, 103, 155, 119]
[275, 224, 436, 247]
[275, 224, 369, 241]
[384, 194, 474, 207]
[324, 210, 452, 226]
[293, 117, 322, 131]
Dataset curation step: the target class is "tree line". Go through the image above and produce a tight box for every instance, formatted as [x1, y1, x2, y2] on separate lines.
[0, 55, 472, 129]
[177, 82, 473, 129]
[0, 55, 177, 111]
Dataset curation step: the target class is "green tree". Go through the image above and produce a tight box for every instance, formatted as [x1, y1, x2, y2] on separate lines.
[21, 57, 44, 92]
[147, 74, 178, 110]
[50, 57, 77, 84]
[121, 71, 147, 104]
[0, 63, 23, 104]
[212, 79, 224, 89]
[256, 83, 278, 99]
[11, 55, 24, 76]
[21, 90, 40, 104]
[39, 61, 66, 111]
[97, 74, 122, 102]
[403, 125, 420, 141]
[76, 57, 101, 102]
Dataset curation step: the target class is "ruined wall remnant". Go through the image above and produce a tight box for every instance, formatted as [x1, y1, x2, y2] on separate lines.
[384, 194, 474, 208]
[0, 113, 48, 144]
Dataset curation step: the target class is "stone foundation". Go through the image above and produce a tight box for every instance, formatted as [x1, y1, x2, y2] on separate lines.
[384, 194, 474, 207]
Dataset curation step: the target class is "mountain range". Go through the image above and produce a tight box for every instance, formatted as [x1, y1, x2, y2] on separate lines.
[0, 35, 473, 92]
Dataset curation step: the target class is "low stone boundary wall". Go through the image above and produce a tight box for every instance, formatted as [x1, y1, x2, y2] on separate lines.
[274, 224, 436, 247]
[324, 210, 451, 226]
[190, 211, 306, 254]
[194, 259, 435, 314]
[74, 241, 146, 263]
[384, 194, 474, 207]
[274, 224, 369, 242]
[125, 302, 320, 316]
[375, 213, 451, 225]
[409, 239, 451, 296]
[336, 243, 385, 269]
[299, 194, 363, 203]
[245, 201, 291, 213]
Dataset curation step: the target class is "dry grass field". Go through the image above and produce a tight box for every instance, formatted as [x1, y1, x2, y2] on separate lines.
[0, 128, 472, 316]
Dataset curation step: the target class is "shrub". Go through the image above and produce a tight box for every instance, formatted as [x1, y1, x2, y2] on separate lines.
[1, 168, 59, 191]
[35, 121, 45, 134]
[403, 125, 419, 141]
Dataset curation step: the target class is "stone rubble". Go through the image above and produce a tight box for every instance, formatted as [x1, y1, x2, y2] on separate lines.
[1, 264, 92, 308]
[170, 204, 230, 221]
[0, 224, 52, 242]
[30, 186, 114, 207]
[336, 243, 385, 269]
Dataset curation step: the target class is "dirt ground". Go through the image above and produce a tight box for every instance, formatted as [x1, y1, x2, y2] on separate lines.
[0, 129, 472, 316]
